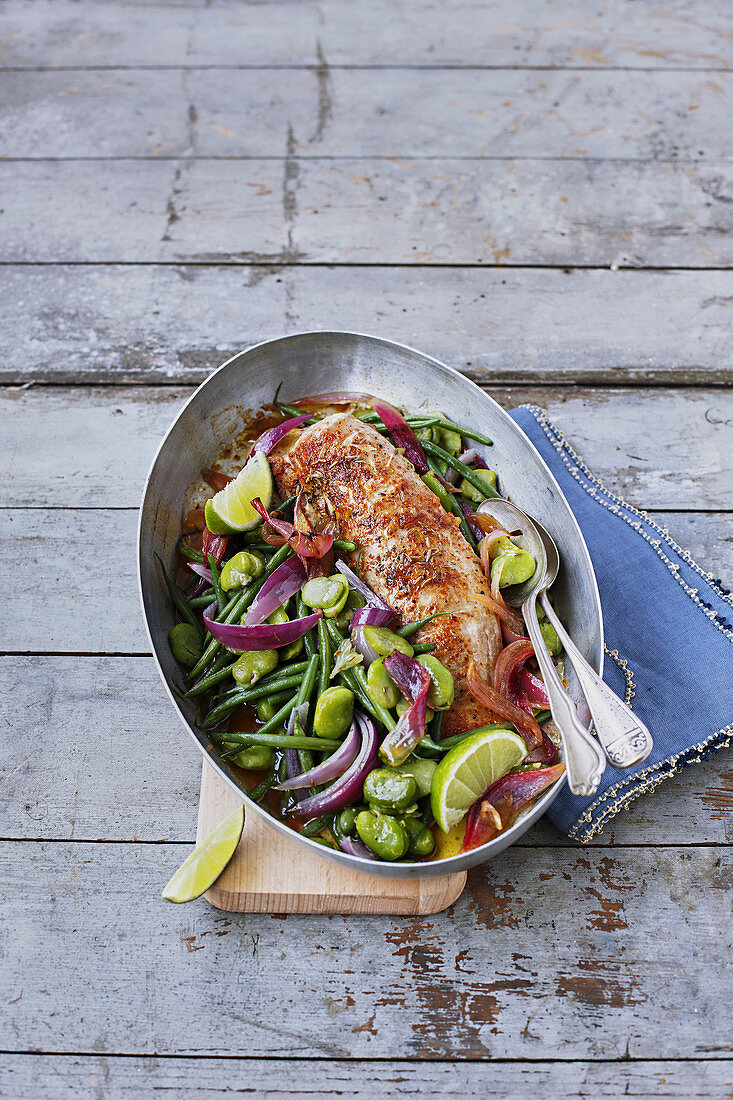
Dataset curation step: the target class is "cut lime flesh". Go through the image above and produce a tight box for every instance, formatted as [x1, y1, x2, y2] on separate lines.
[431, 728, 527, 833]
[161, 805, 244, 903]
[204, 451, 273, 534]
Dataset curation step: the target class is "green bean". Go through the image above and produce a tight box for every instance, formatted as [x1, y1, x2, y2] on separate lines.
[300, 815, 330, 837]
[317, 618, 331, 698]
[185, 654, 237, 696]
[397, 612, 449, 638]
[292, 652, 319, 771]
[432, 709, 444, 742]
[423, 441, 500, 499]
[423, 468, 476, 548]
[334, 539, 357, 552]
[247, 761, 277, 803]
[187, 589, 216, 610]
[207, 553, 227, 615]
[297, 593, 318, 657]
[293, 710, 314, 773]
[274, 494, 297, 514]
[437, 722, 515, 752]
[201, 674, 305, 727]
[217, 731, 342, 752]
[411, 642, 436, 655]
[439, 419, 494, 448]
[176, 537, 205, 564]
[273, 384, 315, 422]
[156, 554, 202, 633]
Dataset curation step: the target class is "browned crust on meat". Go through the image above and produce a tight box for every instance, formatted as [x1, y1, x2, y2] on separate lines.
[270, 413, 502, 734]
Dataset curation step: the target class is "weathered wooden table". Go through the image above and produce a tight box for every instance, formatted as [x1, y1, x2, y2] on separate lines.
[1, 2, 731, 1096]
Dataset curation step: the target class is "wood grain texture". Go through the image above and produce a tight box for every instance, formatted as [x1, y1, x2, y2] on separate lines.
[2, 655, 732, 846]
[3, 69, 733, 160]
[197, 763, 466, 914]
[4, 158, 733, 267]
[3, 267, 733, 386]
[3, 385, 731, 510]
[1, 841, 731, 1059]
[2, 0, 731, 70]
[1, 1055, 731, 1099]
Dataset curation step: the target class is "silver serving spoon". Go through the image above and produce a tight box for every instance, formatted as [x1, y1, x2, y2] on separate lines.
[531, 518, 653, 770]
[477, 498, 606, 797]
[478, 498, 653, 777]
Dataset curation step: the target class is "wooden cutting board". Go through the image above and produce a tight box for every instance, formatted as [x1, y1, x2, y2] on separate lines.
[196, 761, 467, 914]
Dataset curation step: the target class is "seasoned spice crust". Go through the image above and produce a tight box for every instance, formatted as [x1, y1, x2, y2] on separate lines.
[270, 412, 502, 735]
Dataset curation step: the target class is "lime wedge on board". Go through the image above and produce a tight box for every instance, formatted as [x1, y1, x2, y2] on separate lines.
[161, 805, 244, 903]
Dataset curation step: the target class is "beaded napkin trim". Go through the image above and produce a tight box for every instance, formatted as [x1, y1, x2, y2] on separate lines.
[519, 405, 733, 843]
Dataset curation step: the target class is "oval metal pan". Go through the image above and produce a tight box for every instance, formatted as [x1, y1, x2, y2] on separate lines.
[138, 331, 603, 878]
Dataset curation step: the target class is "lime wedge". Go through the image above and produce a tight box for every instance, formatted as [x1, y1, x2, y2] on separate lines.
[161, 805, 244, 903]
[204, 451, 273, 534]
[431, 727, 527, 833]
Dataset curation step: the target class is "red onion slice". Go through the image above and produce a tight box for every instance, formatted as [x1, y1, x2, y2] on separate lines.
[380, 652, 432, 765]
[244, 556, 307, 626]
[276, 720, 360, 790]
[467, 658, 541, 750]
[287, 712, 379, 818]
[372, 399, 430, 474]
[203, 604, 321, 651]
[334, 560, 393, 614]
[340, 836, 381, 860]
[461, 762, 565, 851]
[350, 625, 380, 667]
[202, 527, 229, 566]
[349, 607, 394, 629]
[188, 561, 213, 584]
[252, 498, 335, 560]
[519, 667, 550, 707]
[295, 390, 376, 406]
[250, 414, 312, 456]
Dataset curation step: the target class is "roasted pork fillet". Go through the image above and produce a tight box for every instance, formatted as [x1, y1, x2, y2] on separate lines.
[269, 413, 502, 735]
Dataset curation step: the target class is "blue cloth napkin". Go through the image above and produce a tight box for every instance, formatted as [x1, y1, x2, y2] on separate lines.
[509, 405, 733, 841]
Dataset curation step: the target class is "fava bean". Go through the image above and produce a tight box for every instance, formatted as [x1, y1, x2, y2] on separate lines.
[256, 690, 291, 722]
[225, 744, 275, 770]
[266, 603, 304, 660]
[356, 810, 409, 860]
[366, 657, 400, 709]
[460, 468, 498, 503]
[301, 575, 349, 617]
[363, 767, 418, 812]
[491, 548, 537, 588]
[392, 757, 437, 798]
[540, 620, 562, 656]
[232, 649, 278, 687]
[334, 807, 358, 837]
[169, 623, 203, 668]
[220, 550, 265, 591]
[361, 625, 414, 658]
[416, 654, 455, 710]
[313, 686, 354, 738]
[402, 817, 436, 857]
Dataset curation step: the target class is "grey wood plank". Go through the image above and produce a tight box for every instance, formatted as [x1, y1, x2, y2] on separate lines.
[2, 508, 730, 656]
[3, 654, 731, 845]
[3, 69, 733, 159]
[4, 385, 731, 510]
[1, 1054, 730, 1099]
[2, 266, 733, 386]
[1, 842, 730, 1058]
[2, 0, 731, 70]
[4, 158, 733, 268]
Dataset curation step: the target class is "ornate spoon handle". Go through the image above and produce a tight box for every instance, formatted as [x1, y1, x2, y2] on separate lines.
[522, 594, 606, 798]
[540, 593, 653, 770]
